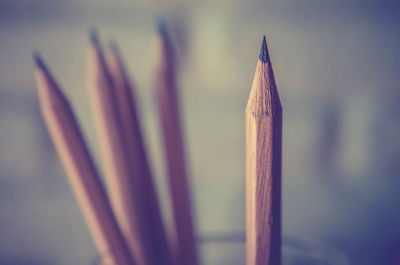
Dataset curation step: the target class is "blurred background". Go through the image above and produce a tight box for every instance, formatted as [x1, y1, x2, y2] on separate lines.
[1, 0, 400, 264]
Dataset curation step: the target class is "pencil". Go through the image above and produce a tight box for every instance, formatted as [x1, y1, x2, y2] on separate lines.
[34, 53, 135, 265]
[106, 42, 173, 265]
[246, 36, 282, 265]
[153, 23, 198, 265]
[86, 31, 150, 265]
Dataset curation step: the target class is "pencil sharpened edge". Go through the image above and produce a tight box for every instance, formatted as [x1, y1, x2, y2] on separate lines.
[259, 35, 270, 63]
[33, 52, 46, 70]
[108, 39, 119, 52]
[156, 19, 168, 36]
[89, 28, 100, 45]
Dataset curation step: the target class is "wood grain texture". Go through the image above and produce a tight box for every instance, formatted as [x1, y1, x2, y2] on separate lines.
[86, 34, 150, 265]
[106, 43, 173, 265]
[34, 55, 135, 265]
[153, 24, 198, 265]
[246, 37, 282, 265]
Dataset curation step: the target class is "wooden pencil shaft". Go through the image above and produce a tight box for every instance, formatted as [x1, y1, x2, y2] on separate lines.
[35, 58, 135, 265]
[106, 45, 173, 265]
[154, 27, 198, 265]
[87, 37, 150, 265]
[246, 37, 282, 265]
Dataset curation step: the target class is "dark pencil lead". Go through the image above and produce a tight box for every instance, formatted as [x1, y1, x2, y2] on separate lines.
[109, 39, 119, 52]
[156, 19, 174, 55]
[33, 51, 47, 70]
[156, 19, 167, 36]
[259, 35, 270, 63]
[89, 28, 100, 45]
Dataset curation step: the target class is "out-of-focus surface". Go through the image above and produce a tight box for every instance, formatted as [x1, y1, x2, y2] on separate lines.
[1, 1, 400, 264]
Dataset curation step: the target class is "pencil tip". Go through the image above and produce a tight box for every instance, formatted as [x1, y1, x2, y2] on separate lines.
[156, 19, 167, 36]
[89, 28, 100, 45]
[33, 51, 46, 70]
[109, 39, 118, 52]
[259, 35, 269, 63]
[156, 19, 174, 56]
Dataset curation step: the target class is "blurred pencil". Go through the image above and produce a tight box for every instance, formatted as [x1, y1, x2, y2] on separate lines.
[106, 42, 173, 265]
[86, 31, 150, 265]
[34, 54, 135, 265]
[246, 36, 282, 265]
[153, 23, 198, 265]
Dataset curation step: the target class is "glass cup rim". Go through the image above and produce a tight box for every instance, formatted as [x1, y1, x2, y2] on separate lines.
[198, 233, 350, 265]
[94, 234, 351, 265]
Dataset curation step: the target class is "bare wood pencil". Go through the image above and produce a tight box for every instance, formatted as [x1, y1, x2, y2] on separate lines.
[153, 23, 198, 265]
[86, 32, 151, 265]
[106, 43, 173, 265]
[34, 54, 135, 265]
[246, 36, 282, 265]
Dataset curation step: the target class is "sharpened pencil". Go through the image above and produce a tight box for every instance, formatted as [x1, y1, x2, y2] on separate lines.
[86, 31, 151, 265]
[34, 53, 135, 265]
[246, 36, 282, 265]
[106, 42, 173, 265]
[153, 23, 198, 265]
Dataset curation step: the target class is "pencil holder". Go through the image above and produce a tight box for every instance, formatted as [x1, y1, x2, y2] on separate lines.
[199, 235, 349, 265]
[282, 236, 350, 265]
[93, 235, 350, 265]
